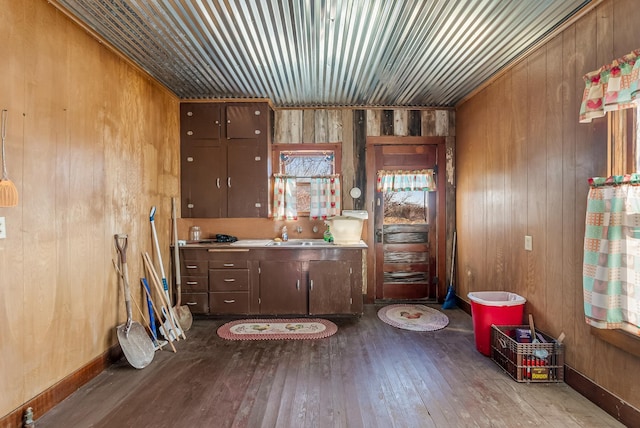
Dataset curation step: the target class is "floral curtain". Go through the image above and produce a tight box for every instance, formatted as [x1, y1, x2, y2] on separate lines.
[583, 174, 640, 336]
[376, 169, 436, 193]
[273, 175, 297, 220]
[579, 49, 640, 123]
[310, 176, 341, 220]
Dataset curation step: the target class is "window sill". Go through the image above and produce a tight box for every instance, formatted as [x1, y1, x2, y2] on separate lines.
[590, 327, 640, 358]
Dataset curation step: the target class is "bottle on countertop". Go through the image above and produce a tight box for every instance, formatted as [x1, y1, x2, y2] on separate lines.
[281, 226, 288, 241]
[323, 225, 333, 242]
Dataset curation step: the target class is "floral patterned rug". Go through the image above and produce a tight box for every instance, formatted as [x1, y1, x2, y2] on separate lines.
[217, 318, 338, 340]
[377, 304, 449, 331]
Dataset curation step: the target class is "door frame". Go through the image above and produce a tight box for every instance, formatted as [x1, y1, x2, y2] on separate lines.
[365, 136, 447, 303]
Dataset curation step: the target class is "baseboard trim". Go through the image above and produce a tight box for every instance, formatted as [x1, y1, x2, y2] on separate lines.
[0, 344, 121, 427]
[565, 366, 640, 428]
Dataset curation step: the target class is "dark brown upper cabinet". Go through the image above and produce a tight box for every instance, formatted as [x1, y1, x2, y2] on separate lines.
[180, 102, 273, 218]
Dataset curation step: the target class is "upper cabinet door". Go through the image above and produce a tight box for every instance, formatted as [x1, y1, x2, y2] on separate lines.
[225, 104, 268, 139]
[181, 103, 221, 141]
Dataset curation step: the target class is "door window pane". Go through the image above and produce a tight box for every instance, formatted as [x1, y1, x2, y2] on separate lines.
[383, 191, 428, 224]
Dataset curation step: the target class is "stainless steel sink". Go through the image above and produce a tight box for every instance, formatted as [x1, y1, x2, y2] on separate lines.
[267, 239, 330, 247]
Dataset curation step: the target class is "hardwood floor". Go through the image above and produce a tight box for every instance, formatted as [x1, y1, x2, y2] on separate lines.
[37, 305, 623, 428]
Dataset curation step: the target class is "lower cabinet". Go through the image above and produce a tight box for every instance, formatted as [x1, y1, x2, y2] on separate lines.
[308, 260, 353, 315]
[258, 260, 307, 315]
[177, 246, 364, 316]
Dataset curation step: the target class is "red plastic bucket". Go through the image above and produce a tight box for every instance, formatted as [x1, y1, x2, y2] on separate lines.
[468, 291, 526, 356]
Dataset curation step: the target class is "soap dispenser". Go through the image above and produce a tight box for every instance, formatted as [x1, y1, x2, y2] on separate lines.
[281, 226, 288, 241]
[323, 225, 333, 242]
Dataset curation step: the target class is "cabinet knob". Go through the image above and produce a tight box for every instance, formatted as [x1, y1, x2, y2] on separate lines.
[186, 130, 193, 136]
[187, 203, 194, 209]
[254, 110, 261, 116]
[310, 280, 314, 291]
[186, 111, 193, 117]
[254, 130, 261, 135]
[187, 156, 194, 162]
[227, 119, 231, 124]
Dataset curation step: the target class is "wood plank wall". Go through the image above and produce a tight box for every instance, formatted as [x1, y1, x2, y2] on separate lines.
[0, 0, 179, 421]
[456, 0, 640, 411]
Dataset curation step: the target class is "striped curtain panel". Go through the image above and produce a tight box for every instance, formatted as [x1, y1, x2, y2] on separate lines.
[583, 175, 640, 336]
[273, 175, 298, 220]
[309, 176, 341, 220]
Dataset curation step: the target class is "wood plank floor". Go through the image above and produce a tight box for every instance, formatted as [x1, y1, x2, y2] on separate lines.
[37, 305, 623, 428]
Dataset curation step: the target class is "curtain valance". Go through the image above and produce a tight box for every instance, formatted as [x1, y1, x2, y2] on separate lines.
[583, 174, 640, 337]
[579, 49, 640, 123]
[376, 169, 436, 193]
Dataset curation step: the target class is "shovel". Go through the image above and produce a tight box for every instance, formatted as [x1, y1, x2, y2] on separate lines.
[114, 234, 155, 369]
[172, 197, 193, 331]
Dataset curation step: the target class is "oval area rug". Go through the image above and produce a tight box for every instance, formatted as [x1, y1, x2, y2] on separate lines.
[217, 318, 338, 340]
[377, 304, 449, 331]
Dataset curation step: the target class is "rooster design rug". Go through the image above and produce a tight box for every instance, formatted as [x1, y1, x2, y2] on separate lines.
[377, 304, 449, 331]
[217, 318, 338, 340]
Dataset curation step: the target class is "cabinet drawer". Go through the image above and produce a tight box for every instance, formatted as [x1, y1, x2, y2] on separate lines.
[180, 293, 209, 314]
[209, 292, 249, 314]
[181, 276, 208, 293]
[209, 259, 249, 269]
[210, 269, 249, 291]
[181, 259, 208, 275]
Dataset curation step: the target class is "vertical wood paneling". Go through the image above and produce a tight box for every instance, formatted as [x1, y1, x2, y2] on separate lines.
[526, 48, 547, 322]
[314, 109, 328, 142]
[435, 110, 449, 137]
[0, 0, 179, 418]
[366, 110, 381, 136]
[545, 35, 564, 339]
[456, 0, 640, 411]
[509, 62, 529, 301]
[274, 110, 303, 143]
[302, 109, 315, 143]
[327, 109, 343, 143]
[341, 110, 355, 210]
[393, 110, 408, 136]
[421, 110, 436, 136]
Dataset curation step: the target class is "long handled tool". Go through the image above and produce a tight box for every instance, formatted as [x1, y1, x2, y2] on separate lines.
[143, 251, 183, 342]
[114, 234, 155, 369]
[149, 206, 185, 339]
[442, 231, 457, 309]
[0, 110, 19, 206]
[141, 277, 176, 353]
[172, 197, 193, 331]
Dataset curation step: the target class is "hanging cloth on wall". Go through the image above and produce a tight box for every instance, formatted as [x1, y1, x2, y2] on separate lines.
[309, 176, 341, 220]
[583, 174, 640, 337]
[376, 169, 436, 193]
[273, 175, 298, 220]
[579, 49, 640, 123]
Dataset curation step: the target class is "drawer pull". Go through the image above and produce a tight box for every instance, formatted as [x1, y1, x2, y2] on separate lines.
[223, 278, 236, 282]
[186, 265, 198, 269]
[186, 281, 198, 285]
[310, 279, 314, 291]
[296, 279, 300, 291]
[186, 302, 198, 306]
[224, 299, 236, 304]
[223, 263, 235, 267]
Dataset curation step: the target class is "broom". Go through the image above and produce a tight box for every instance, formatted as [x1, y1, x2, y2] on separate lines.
[442, 231, 457, 309]
[0, 110, 18, 207]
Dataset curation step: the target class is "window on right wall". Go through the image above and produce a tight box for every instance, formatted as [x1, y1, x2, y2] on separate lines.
[608, 106, 639, 175]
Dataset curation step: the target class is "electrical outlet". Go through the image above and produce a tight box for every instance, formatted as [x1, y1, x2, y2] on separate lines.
[0, 217, 6, 239]
[524, 235, 532, 251]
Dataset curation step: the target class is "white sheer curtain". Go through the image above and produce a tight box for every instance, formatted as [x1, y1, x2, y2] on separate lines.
[273, 175, 297, 220]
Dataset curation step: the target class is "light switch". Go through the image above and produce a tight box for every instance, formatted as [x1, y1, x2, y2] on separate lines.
[0, 217, 6, 239]
[524, 235, 532, 251]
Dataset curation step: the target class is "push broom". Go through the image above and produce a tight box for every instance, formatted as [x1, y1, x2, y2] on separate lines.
[442, 231, 457, 309]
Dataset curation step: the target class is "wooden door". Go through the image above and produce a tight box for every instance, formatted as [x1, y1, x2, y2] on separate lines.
[259, 260, 307, 315]
[181, 145, 226, 218]
[227, 139, 269, 218]
[308, 260, 352, 315]
[372, 144, 441, 301]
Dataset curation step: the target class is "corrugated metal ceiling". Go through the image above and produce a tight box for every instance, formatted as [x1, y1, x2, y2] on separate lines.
[51, 0, 592, 108]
